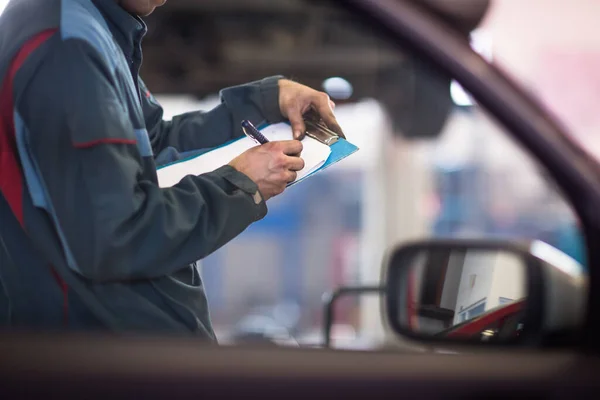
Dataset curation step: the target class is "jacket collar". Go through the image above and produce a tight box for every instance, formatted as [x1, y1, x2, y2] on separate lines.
[92, 0, 147, 57]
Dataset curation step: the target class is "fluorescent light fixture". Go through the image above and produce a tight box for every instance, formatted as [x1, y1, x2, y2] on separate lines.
[471, 29, 494, 62]
[0, 0, 8, 15]
[530, 240, 584, 278]
[450, 81, 473, 107]
[451, 29, 493, 107]
[322, 77, 353, 100]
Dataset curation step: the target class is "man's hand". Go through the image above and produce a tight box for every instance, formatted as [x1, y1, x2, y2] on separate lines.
[229, 140, 305, 201]
[278, 79, 345, 140]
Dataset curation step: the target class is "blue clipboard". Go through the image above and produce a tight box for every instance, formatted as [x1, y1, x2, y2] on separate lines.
[289, 136, 358, 186]
[156, 121, 359, 187]
[256, 121, 359, 186]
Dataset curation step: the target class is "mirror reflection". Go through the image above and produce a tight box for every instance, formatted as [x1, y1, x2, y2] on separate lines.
[395, 248, 527, 342]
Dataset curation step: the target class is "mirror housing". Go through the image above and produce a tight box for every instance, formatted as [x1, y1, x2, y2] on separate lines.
[384, 239, 588, 347]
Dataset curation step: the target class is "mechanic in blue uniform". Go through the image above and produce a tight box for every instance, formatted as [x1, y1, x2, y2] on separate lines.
[0, 0, 343, 336]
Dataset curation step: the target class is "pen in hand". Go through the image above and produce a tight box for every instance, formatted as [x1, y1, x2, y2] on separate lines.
[241, 120, 269, 145]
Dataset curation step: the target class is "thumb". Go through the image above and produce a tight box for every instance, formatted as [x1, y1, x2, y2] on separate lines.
[287, 109, 306, 140]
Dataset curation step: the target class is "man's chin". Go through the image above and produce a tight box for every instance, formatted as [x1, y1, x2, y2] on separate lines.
[154, 0, 167, 10]
[140, 0, 166, 16]
[139, 7, 155, 17]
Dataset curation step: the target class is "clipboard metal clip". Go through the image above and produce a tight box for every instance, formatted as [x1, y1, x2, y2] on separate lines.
[303, 110, 340, 146]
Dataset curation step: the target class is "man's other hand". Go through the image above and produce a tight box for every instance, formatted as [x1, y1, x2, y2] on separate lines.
[228, 140, 305, 201]
[278, 79, 345, 140]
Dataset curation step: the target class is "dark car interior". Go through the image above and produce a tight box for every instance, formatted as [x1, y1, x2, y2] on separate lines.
[140, 0, 484, 141]
[2, 0, 600, 398]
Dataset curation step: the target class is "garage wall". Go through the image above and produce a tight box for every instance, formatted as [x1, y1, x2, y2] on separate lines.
[486, 252, 526, 310]
[481, 0, 600, 157]
[439, 254, 464, 311]
[453, 251, 495, 324]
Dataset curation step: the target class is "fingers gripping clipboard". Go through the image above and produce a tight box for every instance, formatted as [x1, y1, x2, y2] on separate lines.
[156, 114, 359, 189]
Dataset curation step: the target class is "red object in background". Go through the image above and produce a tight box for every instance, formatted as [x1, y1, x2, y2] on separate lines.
[406, 267, 417, 330]
[444, 299, 524, 338]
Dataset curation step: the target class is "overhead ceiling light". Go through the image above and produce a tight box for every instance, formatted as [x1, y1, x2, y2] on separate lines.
[450, 81, 473, 107]
[451, 29, 493, 107]
[0, 0, 8, 15]
[322, 77, 353, 100]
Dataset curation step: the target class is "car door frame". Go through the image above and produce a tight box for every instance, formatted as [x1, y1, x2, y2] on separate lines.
[345, 0, 600, 353]
[1, 0, 600, 397]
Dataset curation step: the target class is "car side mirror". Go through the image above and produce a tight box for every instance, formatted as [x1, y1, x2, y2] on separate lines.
[384, 239, 588, 346]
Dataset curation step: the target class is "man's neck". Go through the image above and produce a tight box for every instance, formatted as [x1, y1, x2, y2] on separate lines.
[93, 0, 147, 54]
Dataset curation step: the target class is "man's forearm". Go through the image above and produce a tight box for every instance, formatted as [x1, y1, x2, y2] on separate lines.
[144, 76, 285, 155]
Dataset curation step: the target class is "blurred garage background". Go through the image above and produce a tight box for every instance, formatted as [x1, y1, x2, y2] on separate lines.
[1, 0, 592, 348]
[146, 0, 590, 348]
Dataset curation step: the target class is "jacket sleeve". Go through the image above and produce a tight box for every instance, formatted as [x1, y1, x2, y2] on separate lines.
[18, 39, 267, 282]
[140, 75, 285, 156]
